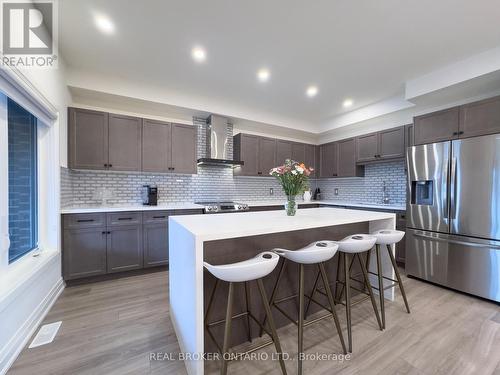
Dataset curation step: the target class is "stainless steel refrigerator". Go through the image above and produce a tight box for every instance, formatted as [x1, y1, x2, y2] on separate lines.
[406, 133, 500, 302]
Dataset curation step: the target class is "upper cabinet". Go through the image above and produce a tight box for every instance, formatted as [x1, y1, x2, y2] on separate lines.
[304, 144, 317, 178]
[170, 123, 197, 174]
[233, 134, 277, 176]
[414, 107, 460, 145]
[68, 108, 109, 170]
[355, 126, 405, 163]
[68, 108, 197, 174]
[108, 114, 142, 171]
[319, 142, 338, 178]
[459, 96, 500, 138]
[337, 138, 364, 177]
[405, 124, 414, 149]
[276, 139, 292, 165]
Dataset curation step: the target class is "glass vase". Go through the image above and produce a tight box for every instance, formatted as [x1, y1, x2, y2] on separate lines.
[285, 195, 297, 216]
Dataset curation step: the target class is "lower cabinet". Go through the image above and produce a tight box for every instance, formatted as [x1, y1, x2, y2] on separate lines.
[63, 227, 107, 280]
[395, 212, 407, 265]
[107, 224, 143, 273]
[143, 222, 169, 267]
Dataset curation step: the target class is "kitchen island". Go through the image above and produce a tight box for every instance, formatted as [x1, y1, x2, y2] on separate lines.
[169, 207, 396, 375]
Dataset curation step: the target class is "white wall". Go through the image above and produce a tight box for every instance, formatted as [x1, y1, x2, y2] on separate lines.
[0, 59, 71, 374]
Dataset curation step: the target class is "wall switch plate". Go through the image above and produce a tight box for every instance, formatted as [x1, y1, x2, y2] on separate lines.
[334, 188, 339, 196]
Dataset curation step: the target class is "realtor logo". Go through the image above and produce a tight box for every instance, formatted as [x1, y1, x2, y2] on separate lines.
[1, 0, 57, 68]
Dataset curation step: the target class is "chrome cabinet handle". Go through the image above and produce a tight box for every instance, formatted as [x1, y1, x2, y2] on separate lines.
[413, 232, 500, 250]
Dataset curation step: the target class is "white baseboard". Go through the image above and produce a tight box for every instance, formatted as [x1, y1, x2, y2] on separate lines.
[0, 277, 64, 375]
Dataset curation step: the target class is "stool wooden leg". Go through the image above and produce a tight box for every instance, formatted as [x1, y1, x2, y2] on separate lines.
[260, 258, 286, 337]
[366, 249, 371, 272]
[205, 278, 219, 325]
[335, 252, 343, 302]
[375, 244, 386, 329]
[298, 264, 305, 375]
[221, 282, 234, 375]
[386, 244, 411, 313]
[357, 253, 383, 331]
[319, 263, 347, 354]
[344, 253, 352, 353]
[257, 279, 288, 375]
[244, 281, 252, 342]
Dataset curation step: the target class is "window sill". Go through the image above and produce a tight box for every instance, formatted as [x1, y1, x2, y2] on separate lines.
[0, 249, 60, 313]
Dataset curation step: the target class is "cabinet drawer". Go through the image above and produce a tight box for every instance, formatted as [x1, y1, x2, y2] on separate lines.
[107, 211, 142, 226]
[143, 210, 173, 223]
[63, 213, 106, 229]
[174, 209, 204, 216]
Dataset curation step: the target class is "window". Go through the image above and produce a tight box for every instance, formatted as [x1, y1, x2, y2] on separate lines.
[7, 98, 38, 263]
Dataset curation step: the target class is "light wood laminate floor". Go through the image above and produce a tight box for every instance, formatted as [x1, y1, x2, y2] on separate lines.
[8, 268, 500, 375]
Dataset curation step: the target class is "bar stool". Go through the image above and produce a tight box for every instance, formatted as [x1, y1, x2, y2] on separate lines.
[308, 234, 383, 353]
[204, 252, 287, 375]
[262, 241, 347, 375]
[370, 229, 410, 329]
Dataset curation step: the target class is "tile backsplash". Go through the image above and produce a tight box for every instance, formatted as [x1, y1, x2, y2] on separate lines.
[61, 116, 407, 208]
[314, 160, 407, 206]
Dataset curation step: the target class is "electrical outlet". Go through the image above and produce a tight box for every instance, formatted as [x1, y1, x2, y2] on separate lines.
[269, 188, 274, 196]
[334, 188, 339, 196]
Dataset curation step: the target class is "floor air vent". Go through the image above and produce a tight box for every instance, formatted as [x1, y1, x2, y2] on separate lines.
[28, 321, 62, 348]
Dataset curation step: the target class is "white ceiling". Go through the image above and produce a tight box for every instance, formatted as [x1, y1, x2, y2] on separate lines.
[59, 0, 500, 132]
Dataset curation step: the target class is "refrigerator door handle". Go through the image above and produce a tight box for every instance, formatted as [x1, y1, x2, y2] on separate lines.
[413, 232, 500, 250]
[443, 160, 449, 221]
[450, 157, 458, 219]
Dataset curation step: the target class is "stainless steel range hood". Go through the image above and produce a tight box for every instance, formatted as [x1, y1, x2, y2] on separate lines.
[197, 114, 244, 167]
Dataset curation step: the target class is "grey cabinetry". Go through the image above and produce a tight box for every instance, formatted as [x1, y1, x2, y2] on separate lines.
[233, 133, 259, 176]
[106, 212, 143, 273]
[108, 114, 142, 171]
[68, 108, 109, 170]
[459, 96, 500, 138]
[319, 142, 338, 178]
[356, 127, 405, 162]
[258, 137, 277, 175]
[356, 133, 378, 162]
[171, 123, 197, 174]
[379, 127, 405, 159]
[292, 143, 306, 163]
[414, 107, 460, 145]
[62, 213, 107, 280]
[337, 138, 364, 177]
[395, 212, 406, 264]
[276, 140, 292, 164]
[142, 119, 171, 173]
[143, 211, 170, 267]
[304, 144, 317, 177]
[405, 124, 414, 149]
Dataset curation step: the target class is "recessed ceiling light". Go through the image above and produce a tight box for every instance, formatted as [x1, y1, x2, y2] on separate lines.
[191, 46, 206, 62]
[306, 85, 318, 98]
[257, 68, 270, 82]
[94, 15, 115, 34]
[343, 99, 354, 108]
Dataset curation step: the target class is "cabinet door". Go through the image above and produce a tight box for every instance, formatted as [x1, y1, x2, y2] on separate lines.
[107, 224, 143, 273]
[291, 143, 306, 164]
[337, 138, 359, 177]
[108, 114, 142, 171]
[63, 228, 107, 280]
[379, 127, 405, 159]
[143, 222, 169, 267]
[276, 140, 292, 165]
[258, 137, 277, 176]
[356, 133, 378, 162]
[142, 119, 171, 173]
[234, 134, 259, 176]
[319, 142, 338, 178]
[414, 107, 459, 145]
[171, 123, 197, 174]
[405, 124, 414, 149]
[304, 144, 316, 177]
[459, 96, 500, 138]
[395, 214, 406, 264]
[68, 108, 109, 170]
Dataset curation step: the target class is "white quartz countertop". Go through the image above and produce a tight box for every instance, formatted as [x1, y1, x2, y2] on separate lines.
[169, 207, 395, 241]
[60, 202, 204, 214]
[247, 200, 406, 211]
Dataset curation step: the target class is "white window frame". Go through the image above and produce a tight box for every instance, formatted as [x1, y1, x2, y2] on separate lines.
[0, 66, 59, 275]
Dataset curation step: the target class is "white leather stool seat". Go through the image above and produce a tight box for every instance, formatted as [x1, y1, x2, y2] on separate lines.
[371, 229, 405, 245]
[273, 240, 339, 264]
[203, 251, 279, 282]
[337, 234, 376, 253]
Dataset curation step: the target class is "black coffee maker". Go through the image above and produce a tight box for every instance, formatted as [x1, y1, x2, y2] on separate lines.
[142, 185, 158, 206]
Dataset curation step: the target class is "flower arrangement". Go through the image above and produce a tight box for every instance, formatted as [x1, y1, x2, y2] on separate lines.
[270, 159, 314, 215]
